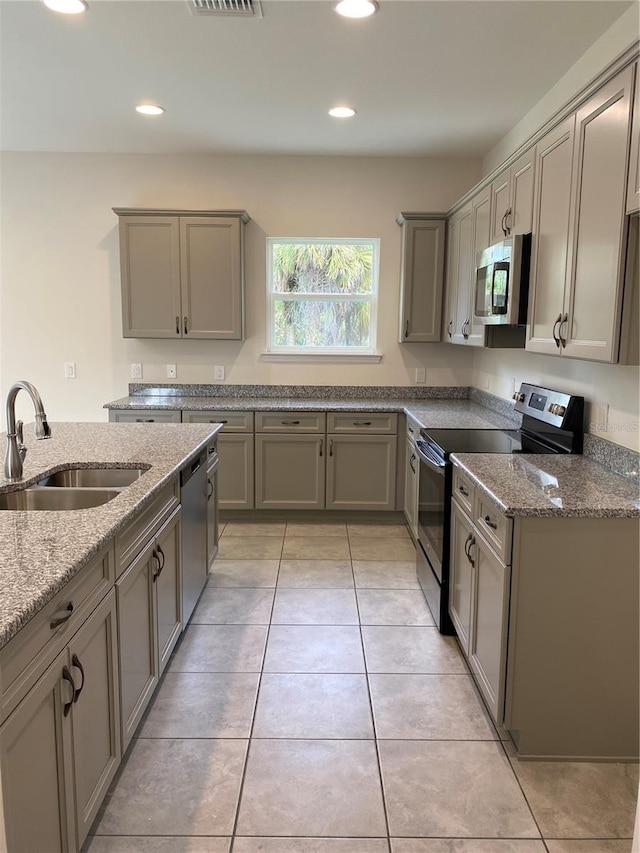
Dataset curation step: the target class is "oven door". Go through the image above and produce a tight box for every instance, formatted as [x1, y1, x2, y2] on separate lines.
[415, 440, 446, 582]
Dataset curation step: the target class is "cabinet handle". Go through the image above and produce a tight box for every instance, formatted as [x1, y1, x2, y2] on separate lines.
[462, 319, 469, 340]
[207, 478, 214, 500]
[464, 534, 476, 567]
[559, 313, 569, 347]
[329, 439, 333, 457]
[501, 212, 507, 237]
[447, 319, 453, 338]
[458, 484, 469, 498]
[176, 316, 180, 335]
[62, 666, 76, 717]
[552, 313, 562, 349]
[484, 515, 498, 530]
[183, 316, 189, 335]
[152, 549, 161, 581]
[71, 653, 85, 704]
[319, 439, 323, 458]
[215, 419, 228, 424]
[409, 453, 416, 474]
[135, 418, 155, 423]
[405, 319, 409, 338]
[352, 421, 372, 427]
[156, 543, 166, 574]
[504, 207, 512, 235]
[281, 420, 300, 425]
[50, 601, 74, 630]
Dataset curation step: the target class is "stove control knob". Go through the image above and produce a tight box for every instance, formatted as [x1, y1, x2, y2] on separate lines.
[556, 405, 566, 417]
[548, 404, 555, 413]
[512, 392, 525, 402]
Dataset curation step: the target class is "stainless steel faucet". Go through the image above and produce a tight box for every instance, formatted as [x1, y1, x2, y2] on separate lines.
[4, 381, 52, 481]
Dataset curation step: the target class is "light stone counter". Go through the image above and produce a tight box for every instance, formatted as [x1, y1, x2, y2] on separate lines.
[0, 421, 221, 649]
[451, 452, 640, 518]
[104, 395, 519, 432]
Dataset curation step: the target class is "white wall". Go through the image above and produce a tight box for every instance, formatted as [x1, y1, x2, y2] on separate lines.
[0, 152, 480, 426]
[483, 4, 640, 176]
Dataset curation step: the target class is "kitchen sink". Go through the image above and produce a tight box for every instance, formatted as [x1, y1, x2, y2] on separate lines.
[0, 487, 120, 511]
[37, 467, 145, 488]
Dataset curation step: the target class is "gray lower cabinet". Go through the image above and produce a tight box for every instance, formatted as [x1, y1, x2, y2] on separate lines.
[217, 433, 254, 510]
[449, 500, 475, 655]
[206, 445, 219, 567]
[109, 410, 181, 424]
[0, 590, 120, 853]
[255, 433, 325, 509]
[116, 506, 182, 750]
[326, 434, 397, 511]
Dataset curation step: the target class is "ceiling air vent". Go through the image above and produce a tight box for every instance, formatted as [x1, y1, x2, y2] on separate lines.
[189, 0, 262, 16]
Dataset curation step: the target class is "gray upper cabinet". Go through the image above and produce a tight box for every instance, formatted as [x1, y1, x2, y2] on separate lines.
[448, 191, 487, 348]
[489, 147, 536, 243]
[627, 63, 639, 214]
[397, 214, 446, 343]
[115, 209, 250, 340]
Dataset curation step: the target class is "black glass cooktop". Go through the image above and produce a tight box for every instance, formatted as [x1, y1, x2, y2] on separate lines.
[421, 428, 562, 458]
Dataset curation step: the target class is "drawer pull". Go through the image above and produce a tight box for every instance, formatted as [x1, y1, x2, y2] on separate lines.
[214, 419, 228, 424]
[484, 515, 498, 530]
[71, 654, 85, 704]
[50, 601, 74, 630]
[62, 666, 75, 717]
[458, 485, 469, 498]
[352, 421, 372, 426]
[135, 418, 155, 423]
[281, 420, 301, 425]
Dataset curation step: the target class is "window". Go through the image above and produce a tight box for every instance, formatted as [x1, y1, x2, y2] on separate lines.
[266, 238, 380, 356]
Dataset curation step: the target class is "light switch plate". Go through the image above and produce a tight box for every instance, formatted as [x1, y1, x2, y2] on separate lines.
[166, 364, 177, 379]
[131, 363, 142, 379]
[415, 367, 426, 384]
[214, 365, 225, 381]
[64, 362, 76, 379]
[594, 402, 609, 431]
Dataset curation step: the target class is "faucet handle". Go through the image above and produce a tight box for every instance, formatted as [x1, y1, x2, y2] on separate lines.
[35, 412, 51, 440]
[15, 420, 27, 461]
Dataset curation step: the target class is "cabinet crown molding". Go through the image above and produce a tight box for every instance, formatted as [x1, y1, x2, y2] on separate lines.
[112, 208, 251, 223]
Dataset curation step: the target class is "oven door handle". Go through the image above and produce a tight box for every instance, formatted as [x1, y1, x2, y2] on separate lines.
[415, 441, 446, 474]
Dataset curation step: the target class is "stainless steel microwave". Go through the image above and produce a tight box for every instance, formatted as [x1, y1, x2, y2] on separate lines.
[474, 233, 531, 325]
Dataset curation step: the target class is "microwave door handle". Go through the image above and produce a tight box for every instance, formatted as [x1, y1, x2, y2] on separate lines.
[492, 262, 510, 314]
[415, 441, 446, 474]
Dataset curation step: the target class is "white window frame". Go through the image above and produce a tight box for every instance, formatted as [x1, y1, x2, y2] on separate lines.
[265, 237, 380, 359]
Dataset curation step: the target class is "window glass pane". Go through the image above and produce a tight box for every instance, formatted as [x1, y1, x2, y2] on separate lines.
[272, 242, 373, 295]
[274, 299, 371, 348]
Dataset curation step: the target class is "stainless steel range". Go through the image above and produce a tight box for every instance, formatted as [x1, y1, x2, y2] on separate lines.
[415, 383, 584, 633]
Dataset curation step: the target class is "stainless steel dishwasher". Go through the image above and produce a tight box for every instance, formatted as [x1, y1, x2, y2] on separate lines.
[180, 451, 207, 626]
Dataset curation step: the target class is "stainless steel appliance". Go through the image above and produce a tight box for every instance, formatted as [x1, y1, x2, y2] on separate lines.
[181, 451, 208, 625]
[474, 233, 531, 325]
[416, 383, 584, 633]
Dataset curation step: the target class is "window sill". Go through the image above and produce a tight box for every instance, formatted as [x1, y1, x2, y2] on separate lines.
[260, 352, 383, 364]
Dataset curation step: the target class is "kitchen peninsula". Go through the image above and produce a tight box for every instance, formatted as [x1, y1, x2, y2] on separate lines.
[0, 421, 221, 853]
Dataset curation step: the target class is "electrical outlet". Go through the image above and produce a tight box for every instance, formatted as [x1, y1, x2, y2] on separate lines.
[415, 367, 426, 384]
[166, 364, 177, 379]
[131, 363, 142, 379]
[64, 362, 76, 379]
[594, 402, 609, 431]
[214, 365, 225, 381]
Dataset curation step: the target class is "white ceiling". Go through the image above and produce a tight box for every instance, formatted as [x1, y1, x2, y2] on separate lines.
[0, 0, 633, 157]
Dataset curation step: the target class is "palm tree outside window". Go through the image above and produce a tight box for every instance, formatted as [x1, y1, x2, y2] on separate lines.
[266, 238, 380, 354]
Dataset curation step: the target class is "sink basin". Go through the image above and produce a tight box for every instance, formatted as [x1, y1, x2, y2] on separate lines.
[0, 487, 120, 511]
[38, 468, 145, 488]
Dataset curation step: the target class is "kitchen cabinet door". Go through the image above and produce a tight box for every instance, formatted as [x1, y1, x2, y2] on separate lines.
[119, 216, 182, 339]
[562, 66, 634, 362]
[467, 188, 490, 346]
[326, 434, 397, 511]
[179, 217, 244, 339]
[449, 501, 475, 656]
[218, 432, 255, 510]
[397, 216, 446, 343]
[207, 453, 219, 568]
[451, 203, 474, 344]
[255, 434, 325, 509]
[116, 540, 158, 750]
[403, 437, 419, 538]
[489, 148, 535, 243]
[489, 166, 511, 245]
[468, 534, 510, 725]
[627, 62, 639, 214]
[0, 648, 73, 853]
[526, 116, 575, 355]
[67, 590, 120, 849]
[154, 508, 182, 675]
[443, 214, 460, 342]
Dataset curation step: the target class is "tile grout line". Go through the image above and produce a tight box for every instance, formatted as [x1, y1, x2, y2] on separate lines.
[348, 526, 394, 853]
[227, 528, 286, 852]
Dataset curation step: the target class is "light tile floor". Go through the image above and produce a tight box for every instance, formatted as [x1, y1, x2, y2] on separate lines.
[86, 519, 638, 853]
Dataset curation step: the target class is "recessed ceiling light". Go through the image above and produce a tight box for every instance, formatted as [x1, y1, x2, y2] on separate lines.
[135, 104, 166, 116]
[42, 0, 88, 13]
[335, 0, 378, 19]
[329, 106, 356, 118]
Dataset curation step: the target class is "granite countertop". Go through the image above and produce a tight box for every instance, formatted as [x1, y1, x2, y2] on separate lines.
[104, 395, 519, 432]
[0, 422, 221, 649]
[451, 453, 640, 519]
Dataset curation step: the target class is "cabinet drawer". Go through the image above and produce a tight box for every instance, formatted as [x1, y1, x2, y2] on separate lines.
[115, 479, 179, 576]
[327, 412, 397, 434]
[110, 410, 182, 424]
[255, 412, 325, 433]
[452, 466, 475, 515]
[0, 542, 114, 723]
[406, 415, 420, 444]
[182, 410, 254, 432]
[475, 495, 512, 564]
